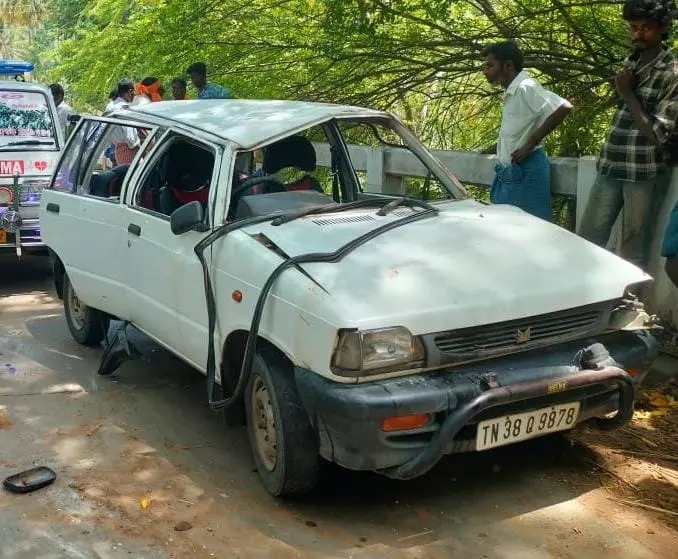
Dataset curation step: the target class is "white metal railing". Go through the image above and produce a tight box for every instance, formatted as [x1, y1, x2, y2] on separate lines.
[314, 142, 578, 196]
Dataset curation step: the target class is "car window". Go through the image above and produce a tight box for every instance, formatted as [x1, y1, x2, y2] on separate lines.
[52, 120, 102, 193]
[51, 119, 152, 200]
[335, 120, 453, 202]
[132, 134, 216, 220]
[0, 89, 59, 151]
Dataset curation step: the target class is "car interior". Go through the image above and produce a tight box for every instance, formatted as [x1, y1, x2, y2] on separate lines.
[122, 132, 334, 221]
[136, 138, 216, 216]
[89, 164, 131, 198]
[228, 134, 336, 220]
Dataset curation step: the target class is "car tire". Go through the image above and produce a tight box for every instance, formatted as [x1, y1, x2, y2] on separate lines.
[63, 273, 110, 346]
[245, 348, 319, 497]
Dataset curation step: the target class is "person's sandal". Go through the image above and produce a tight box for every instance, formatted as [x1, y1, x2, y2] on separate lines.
[3, 466, 57, 493]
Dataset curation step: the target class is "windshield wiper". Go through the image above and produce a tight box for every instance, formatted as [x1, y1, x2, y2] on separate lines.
[2, 140, 55, 147]
[271, 198, 392, 226]
[376, 196, 438, 215]
[271, 196, 437, 226]
[376, 197, 408, 216]
[269, 202, 339, 226]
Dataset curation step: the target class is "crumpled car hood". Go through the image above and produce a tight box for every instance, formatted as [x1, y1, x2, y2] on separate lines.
[252, 199, 649, 334]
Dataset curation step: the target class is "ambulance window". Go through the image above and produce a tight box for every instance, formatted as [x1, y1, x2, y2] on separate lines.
[0, 90, 58, 150]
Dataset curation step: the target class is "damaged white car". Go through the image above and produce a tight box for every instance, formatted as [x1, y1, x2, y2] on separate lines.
[41, 100, 658, 497]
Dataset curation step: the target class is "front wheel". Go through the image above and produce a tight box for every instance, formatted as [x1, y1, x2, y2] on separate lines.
[245, 348, 319, 497]
[63, 273, 109, 346]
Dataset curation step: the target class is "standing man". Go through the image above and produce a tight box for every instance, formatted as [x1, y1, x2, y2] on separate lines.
[105, 78, 136, 112]
[171, 77, 187, 100]
[134, 76, 165, 104]
[186, 62, 232, 99]
[49, 83, 74, 136]
[579, 0, 678, 270]
[481, 41, 572, 221]
[105, 79, 140, 165]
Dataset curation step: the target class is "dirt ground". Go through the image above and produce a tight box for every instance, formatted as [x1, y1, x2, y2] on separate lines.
[1, 255, 677, 559]
[569, 381, 678, 529]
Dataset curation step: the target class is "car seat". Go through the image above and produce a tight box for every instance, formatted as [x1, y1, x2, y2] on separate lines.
[262, 136, 324, 193]
[89, 165, 130, 197]
[159, 143, 214, 215]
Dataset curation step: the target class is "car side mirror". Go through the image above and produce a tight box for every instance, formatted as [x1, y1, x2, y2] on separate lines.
[67, 114, 81, 124]
[170, 201, 205, 235]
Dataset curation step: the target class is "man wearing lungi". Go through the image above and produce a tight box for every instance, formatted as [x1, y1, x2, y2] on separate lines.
[481, 40, 572, 221]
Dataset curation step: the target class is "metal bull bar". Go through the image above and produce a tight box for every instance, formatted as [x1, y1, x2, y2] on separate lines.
[381, 365, 634, 480]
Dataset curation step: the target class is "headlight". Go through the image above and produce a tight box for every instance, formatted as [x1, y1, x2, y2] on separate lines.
[331, 326, 425, 376]
[20, 179, 50, 203]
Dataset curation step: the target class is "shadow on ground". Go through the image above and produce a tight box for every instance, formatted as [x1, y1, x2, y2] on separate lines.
[13, 314, 610, 556]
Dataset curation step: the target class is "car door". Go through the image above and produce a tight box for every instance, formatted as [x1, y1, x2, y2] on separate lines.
[40, 116, 156, 318]
[122, 132, 222, 370]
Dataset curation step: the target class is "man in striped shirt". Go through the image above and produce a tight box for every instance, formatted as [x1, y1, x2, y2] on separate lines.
[579, 0, 678, 269]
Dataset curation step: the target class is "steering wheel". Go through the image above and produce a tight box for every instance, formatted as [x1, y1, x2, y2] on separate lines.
[229, 175, 286, 219]
[231, 174, 285, 200]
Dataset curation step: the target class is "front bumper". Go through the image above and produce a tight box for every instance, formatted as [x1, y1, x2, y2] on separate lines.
[294, 330, 656, 479]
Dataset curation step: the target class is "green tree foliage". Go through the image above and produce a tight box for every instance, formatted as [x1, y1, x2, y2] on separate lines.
[33, 0, 650, 157]
[0, 0, 45, 59]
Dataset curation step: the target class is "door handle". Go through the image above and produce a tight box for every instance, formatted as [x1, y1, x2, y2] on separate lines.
[46, 203, 60, 214]
[127, 223, 141, 236]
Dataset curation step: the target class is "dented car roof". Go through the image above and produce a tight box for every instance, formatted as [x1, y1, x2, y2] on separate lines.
[113, 99, 389, 149]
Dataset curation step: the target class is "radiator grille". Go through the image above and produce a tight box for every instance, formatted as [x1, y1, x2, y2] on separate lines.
[433, 304, 608, 357]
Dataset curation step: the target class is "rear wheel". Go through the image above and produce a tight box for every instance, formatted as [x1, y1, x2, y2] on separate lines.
[245, 348, 319, 497]
[63, 274, 109, 346]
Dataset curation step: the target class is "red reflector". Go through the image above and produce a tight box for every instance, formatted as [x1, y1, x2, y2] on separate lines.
[381, 413, 431, 432]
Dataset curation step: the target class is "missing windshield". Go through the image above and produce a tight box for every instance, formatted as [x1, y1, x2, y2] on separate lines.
[335, 119, 459, 201]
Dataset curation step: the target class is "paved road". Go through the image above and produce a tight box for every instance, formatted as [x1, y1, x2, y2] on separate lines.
[0, 255, 675, 559]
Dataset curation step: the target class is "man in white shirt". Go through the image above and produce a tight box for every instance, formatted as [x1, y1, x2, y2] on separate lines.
[104, 78, 136, 113]
[104, 79, 141, 165]
[481, 41, 572, 221]
[49, 83, 74, 137]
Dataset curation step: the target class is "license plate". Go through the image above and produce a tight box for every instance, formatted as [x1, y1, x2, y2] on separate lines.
[0, 228, 6, 244]
[476, 402, 580, 451]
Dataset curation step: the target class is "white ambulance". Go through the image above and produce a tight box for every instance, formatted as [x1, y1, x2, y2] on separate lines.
[0, 61, 65, 257]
